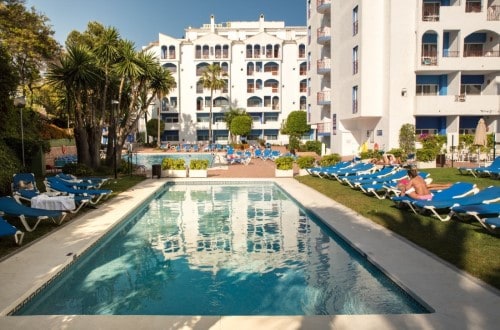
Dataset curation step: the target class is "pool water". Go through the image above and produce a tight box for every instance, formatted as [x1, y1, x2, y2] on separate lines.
[14, 183, 428, 316]
[126, 153, 216, 168]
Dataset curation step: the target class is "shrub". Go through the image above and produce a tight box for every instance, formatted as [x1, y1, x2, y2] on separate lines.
[161, 158, 185, 170]
[62, 162, 94, 177]
[275, 156, 294, 170]
[189, 159, 209, 170]
[303, 140, 322, 155]
[320, 154, 341, 167]
[416, 148, 437, 162]
[296, 156, 315, 169]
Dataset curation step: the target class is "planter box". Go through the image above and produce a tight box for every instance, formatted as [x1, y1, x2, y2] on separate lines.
[416, 161, 435, 169]
[189, 169, 207, 178]
[162, 169, 187, 177]
[275, 169, 294, 177]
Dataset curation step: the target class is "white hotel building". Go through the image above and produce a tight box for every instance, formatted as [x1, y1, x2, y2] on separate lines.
[307, 0, 499, 156]
[142, 15, 308, 146]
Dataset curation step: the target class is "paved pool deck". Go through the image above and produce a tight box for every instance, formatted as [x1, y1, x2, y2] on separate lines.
[0, 174, 499, 329]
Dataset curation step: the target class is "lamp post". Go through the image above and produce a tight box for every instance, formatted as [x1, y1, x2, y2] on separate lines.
[14, 96, 26, 168]
[111, 100, 119, 179]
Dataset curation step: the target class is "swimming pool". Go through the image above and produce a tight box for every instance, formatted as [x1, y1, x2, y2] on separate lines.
[126, 153, 216, 168]
[13, 182, 428, 316]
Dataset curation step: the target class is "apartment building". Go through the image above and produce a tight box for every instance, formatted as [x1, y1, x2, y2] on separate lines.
[307, 0, 499, 156]
[141, 15, 308, 146]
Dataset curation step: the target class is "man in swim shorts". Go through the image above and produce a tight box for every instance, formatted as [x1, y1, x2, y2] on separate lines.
[400, 166, 433, 200]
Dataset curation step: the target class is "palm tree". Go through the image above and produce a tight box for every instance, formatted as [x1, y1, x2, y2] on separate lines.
[46, 44, 101, 167]
[148, 65, 175, 147]
[198, 63, 227, 144]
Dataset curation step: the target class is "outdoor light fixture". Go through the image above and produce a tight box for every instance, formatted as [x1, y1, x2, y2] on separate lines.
[401, 88, 407, 97]
[14, 96, 26, 168]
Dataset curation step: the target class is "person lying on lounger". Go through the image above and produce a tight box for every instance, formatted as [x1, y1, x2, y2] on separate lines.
[400, 167, 433, 200]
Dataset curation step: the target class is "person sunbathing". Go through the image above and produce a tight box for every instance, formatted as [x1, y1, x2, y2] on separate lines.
[400, 167, 433, 200]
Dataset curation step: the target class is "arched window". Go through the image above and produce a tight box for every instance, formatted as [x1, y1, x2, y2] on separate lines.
[266, 44, 273, 58]
[221, 62, 229, 74]
[223, 45, 229, 58]
[215, 45, 222, 58]
[300, 96, 306, 110]
[247, 63, 255, 75]
[247, 96, 262, 107]
[163, 63, 177, 74]
[264, 79, 279, 93]
[196, 97, 203, 111]
[298, 44, 306, 58]
[254, 44, 261, 58]
[299, 62, 307, 75]
[202, 45, 209, 59]
[196, 63, 209, 76]
[264, 62, 279, 75]
[247, 79, 254, 93]
[300, 79, 307, 93]
[161, 46, 167, 59]
[168, 46, 175, 59]
[274, 44, 280, 58]
[272, 96, 279, 110]
[246, 45, 253, 58]
[256, 79, 262, 90]
[195, 45, 201, 59]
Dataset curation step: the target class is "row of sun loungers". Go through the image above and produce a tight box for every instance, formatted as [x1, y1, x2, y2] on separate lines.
[458, 156, 500, 178]
[308, 161, 500, 234]
[0, 172, 112, 245]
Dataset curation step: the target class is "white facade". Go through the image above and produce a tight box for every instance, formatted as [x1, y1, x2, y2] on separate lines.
[307, 0, 500, 156]
[141, 15, 308, 146]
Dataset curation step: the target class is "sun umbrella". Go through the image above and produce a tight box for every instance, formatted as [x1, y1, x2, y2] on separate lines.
[473, 118, 488, 162]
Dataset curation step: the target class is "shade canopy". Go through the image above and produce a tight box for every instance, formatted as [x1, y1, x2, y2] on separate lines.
[473, 118, 487, 146]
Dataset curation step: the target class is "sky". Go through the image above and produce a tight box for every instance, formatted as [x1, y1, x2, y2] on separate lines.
[26, 0, 306, 48]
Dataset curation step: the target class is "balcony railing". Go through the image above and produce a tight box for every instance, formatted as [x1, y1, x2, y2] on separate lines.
[317, 59, 331, 73]
[317, 91, 331, 105]
[317, 27, 331, 43]
[443, 50, 460, 57]
[421, 56, 438, 65]
[464, 50, 500, 57]
[317, 0, 331, 13]
[316, 122, 331, 134]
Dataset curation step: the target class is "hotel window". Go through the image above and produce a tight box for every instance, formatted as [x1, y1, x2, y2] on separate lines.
[168, 46, 175, 59]
[246, 45, 253, 58]
[222, 45, 229, 58]
[161, 46, 167, 59]
[352, 46, 359, 74]
[202, 45, 209, 59]
[195, 45, 201, 59]
[298, 44, 306, 58]
[247, 79, 255, 93]
[254, 45, 261, 58]
[465, 0, 482, 13]
[352, 86, 358, 114]
[215, 45, 221, 58]
[460, 84, 482, 95]
[416, 84, 438, 95]
[352, 6, 359, 36]
[164, 114, 179, 123]
[300, 79, 307, 93]
[299, 62, 307, 75]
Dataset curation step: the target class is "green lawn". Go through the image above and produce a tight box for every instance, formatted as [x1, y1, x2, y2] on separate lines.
[295, 168, 500, 290]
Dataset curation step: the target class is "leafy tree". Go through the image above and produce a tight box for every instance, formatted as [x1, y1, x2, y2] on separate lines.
[146, 118, 164, 143]
[282, 110, 310, 151]
[0, 0, 60, 101]
[198, 63, 227, 143]
[230, 114, 252, 139]
[224, 107, 247, 143]
[399, 123, 416, 156]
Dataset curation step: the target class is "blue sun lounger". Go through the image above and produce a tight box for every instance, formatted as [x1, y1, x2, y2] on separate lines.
[450, 203, 500, 222]
[410, 186, 500, 221]
[0, 196, 66, 232]
[479, 216, 500, 234]
[44, 179, 112, 205]
[0, 216, 24, 245]
[391, 182, 478, 214]
[11, 173, 40, 203]
[458, 156, 500, 178]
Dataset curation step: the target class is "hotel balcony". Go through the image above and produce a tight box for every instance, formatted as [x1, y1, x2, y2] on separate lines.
[317, 91, 331, 105]
[317, 27, 331, 44]
[317, 0, 331, 14]
[317, 59, 331, 75]
[316, 122, 331, 137]
[415, 95, 499, 116]
[421, 3, 499, 23]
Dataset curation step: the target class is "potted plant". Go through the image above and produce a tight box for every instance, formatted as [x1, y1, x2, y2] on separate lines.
[296, 155, 315, 176]
[161, 158, 187, 177]
[275, 156, 295, 177]
[189, 159, 209, 178]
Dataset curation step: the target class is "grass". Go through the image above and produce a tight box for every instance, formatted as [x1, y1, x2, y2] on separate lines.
[296, 168, 500, 290]
[0, 174, 146, 261]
